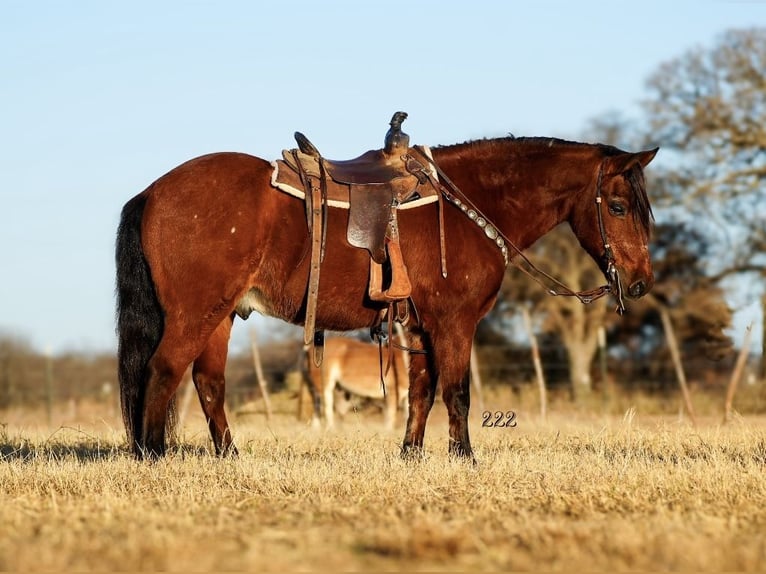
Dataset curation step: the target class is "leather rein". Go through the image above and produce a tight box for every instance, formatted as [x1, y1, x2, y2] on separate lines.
[410, 146, 626, 315]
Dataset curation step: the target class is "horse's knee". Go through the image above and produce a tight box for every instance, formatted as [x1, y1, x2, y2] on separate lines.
[445, 387, 471, 418]
[409, 372, 435, 405]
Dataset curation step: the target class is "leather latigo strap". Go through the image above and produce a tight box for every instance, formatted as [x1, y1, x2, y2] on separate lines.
[304, 176, 322, 342]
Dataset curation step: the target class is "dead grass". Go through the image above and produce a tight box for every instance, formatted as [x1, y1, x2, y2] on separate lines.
[1, 398, 765, 571]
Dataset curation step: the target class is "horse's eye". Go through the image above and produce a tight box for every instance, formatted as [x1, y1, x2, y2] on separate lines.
[609, 202, 626, 216]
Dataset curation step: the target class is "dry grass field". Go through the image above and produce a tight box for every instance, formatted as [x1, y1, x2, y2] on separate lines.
[2, 391, 765, 571]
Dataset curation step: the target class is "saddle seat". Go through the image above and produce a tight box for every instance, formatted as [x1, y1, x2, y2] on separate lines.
[279, 146, 426, 207]
[296, 137, 417, 186]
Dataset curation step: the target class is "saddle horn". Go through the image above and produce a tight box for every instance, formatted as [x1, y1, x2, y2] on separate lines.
[294, 132, 320, 157]
[384, 111, 409, 155]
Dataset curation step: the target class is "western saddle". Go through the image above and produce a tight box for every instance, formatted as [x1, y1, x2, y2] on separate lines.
[273, 112, 442, 365]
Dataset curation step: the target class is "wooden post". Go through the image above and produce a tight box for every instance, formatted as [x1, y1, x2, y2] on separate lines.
[44, 346, 54, 426]
[469, 343, 485, 412]
[760, 294, 766, 381]
[659, 308, 696, 426]
[250, 329, 273, 422]
[724, 322, 753, 424]
[521, 306, 547, 421]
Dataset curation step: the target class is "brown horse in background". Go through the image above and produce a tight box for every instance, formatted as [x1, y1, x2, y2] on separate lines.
[116, 130, 658, 460]
[302, 337, 409, 431]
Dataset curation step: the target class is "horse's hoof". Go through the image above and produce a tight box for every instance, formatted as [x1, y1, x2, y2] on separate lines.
[132, 440, 166, 461]
[218, 444, 239, 458]
[400, 444, 427, 462]
[448, 442, 476, 465]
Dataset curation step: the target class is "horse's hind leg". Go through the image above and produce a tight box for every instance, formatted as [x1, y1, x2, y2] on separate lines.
[142, 314, 233, 458]
[142, 335, 196, 458]
[192, 315, 237, 456]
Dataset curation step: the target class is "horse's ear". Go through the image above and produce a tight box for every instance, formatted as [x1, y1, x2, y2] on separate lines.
[636, 147, 659, 168]
[604, 147, 659, 175]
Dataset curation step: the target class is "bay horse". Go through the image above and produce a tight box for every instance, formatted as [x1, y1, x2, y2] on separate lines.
[302, 336, 409, 430]
[116, 131, 658, 460]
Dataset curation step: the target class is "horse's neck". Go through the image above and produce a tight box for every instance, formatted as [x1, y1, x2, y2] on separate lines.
[433, 144, 594, 250]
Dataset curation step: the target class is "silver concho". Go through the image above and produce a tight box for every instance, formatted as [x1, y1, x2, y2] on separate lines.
[452, 199, 510, 266]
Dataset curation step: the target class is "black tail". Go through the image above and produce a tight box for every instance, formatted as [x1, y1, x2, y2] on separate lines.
[115, 193, 166, 452]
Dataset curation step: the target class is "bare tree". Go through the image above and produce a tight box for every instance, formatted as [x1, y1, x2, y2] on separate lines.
[479, 29, 764, 396]
[642, 28, 766, 293]
[607, 222, 733, 387]
[502, 226, 614, 399]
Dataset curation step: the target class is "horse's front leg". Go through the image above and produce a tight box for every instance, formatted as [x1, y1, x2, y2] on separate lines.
[443, 369, 474, 461]
[401, 329, 437, 458]
[433, 327, 475, 461]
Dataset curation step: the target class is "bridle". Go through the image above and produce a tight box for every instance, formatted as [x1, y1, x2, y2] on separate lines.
[410, 146, 626, 315]
[593, 167, 626, 314]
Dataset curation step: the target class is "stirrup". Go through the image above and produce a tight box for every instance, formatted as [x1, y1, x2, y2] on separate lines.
[368, 241, 412, 302]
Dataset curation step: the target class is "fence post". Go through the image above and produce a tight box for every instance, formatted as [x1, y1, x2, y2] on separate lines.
[659, 308, 696, 426]
[724, 322, 753, 424]
[45, 346, 54, 426]
[521, 306, 547, 421]
[470, 344, 485, 412]
[250, 329, 273, 422]
[598, 325, 610, 413]
[761, 294, 766, 381]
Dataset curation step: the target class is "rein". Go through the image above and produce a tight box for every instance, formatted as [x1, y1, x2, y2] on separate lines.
[410, 146, 626, 315]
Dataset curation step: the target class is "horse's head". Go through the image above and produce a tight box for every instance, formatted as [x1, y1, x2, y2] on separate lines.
[569, 147, 659, 309]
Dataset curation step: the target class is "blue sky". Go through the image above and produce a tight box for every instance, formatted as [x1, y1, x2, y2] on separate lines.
[1, 1, 763, 355]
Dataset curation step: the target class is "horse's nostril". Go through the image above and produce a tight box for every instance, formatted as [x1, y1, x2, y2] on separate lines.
[628, 280, 646, 298]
